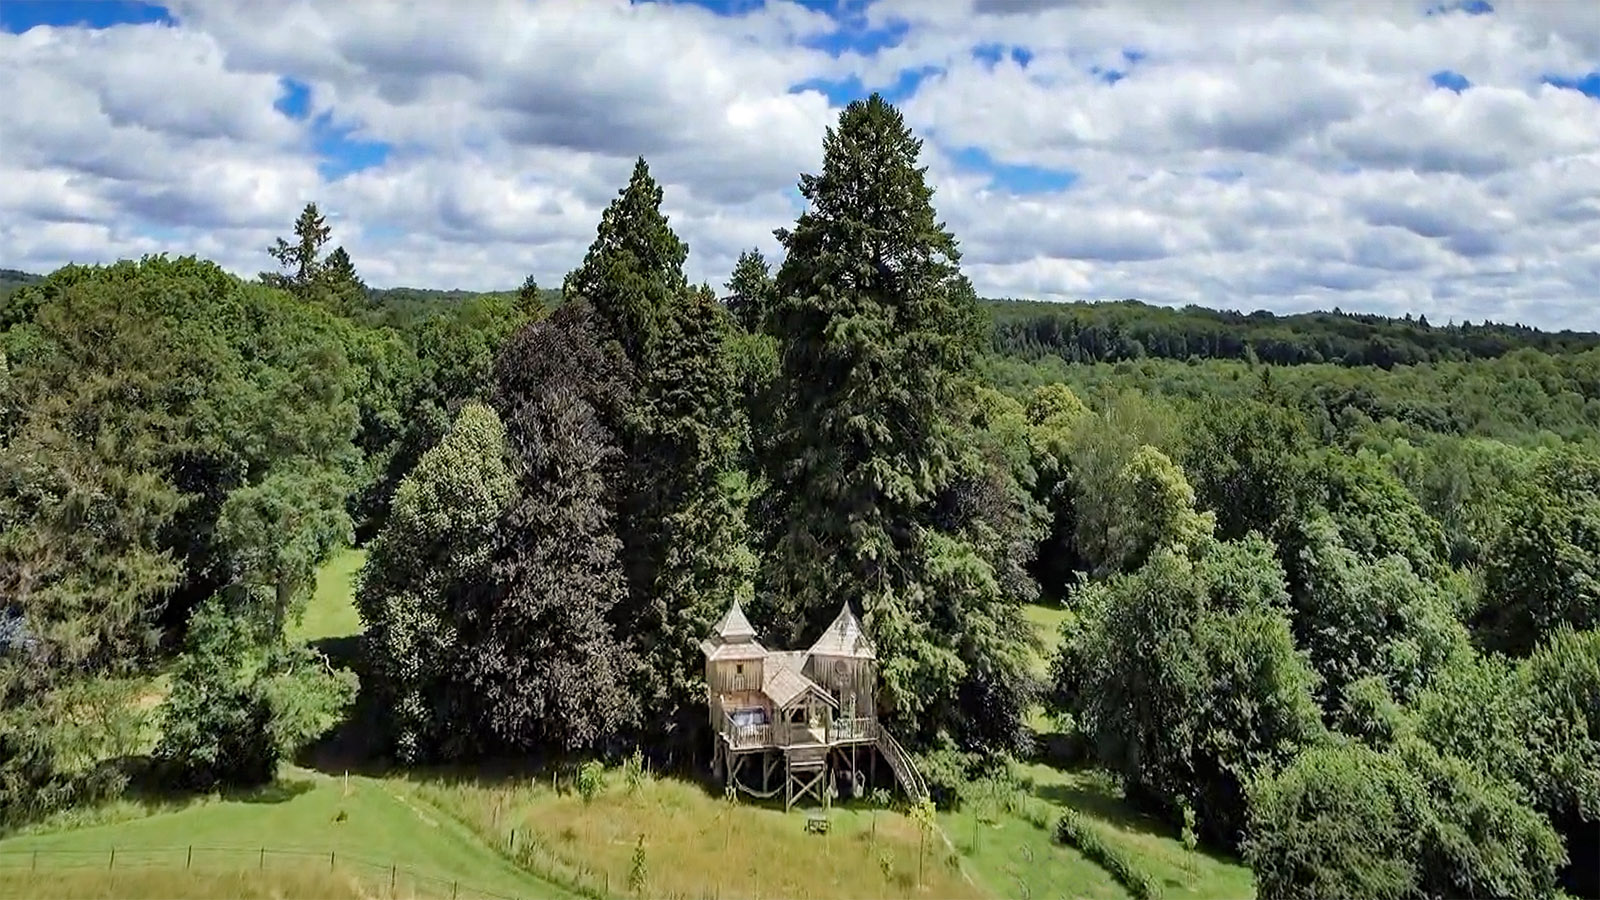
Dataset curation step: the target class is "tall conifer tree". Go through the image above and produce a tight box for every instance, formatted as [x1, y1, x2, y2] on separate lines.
[563, 160, 750, 750]
[761, 94, 1025, 747]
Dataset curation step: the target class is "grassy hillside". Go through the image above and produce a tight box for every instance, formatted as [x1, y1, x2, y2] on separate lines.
[414, 765, 982, 900]
[0, 767, 571, 900]
[0, 555, 1253, 900]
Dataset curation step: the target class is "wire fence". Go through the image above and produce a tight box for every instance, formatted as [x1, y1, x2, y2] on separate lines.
[0, 845, 536, 900]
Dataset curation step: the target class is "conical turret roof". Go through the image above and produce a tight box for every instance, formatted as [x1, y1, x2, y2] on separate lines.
[712, 597, 757, 643]
[808, 601, 875, 659]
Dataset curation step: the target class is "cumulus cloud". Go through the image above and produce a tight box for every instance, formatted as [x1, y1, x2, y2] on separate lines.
[1, 0, 1599, 327]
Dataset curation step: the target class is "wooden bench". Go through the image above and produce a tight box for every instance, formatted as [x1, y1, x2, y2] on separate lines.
[805, 812, 830, 834]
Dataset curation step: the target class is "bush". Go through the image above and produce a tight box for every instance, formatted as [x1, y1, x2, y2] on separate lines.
[155, 600, 357, 792]
[576, 760, 604, 803]
[1055, 809, 1163, 900]
[155, 602, 278, 791]
[623, 748, 647, 794]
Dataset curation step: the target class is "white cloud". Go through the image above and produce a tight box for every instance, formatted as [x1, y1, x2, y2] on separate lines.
[1, 0, 1598, 328]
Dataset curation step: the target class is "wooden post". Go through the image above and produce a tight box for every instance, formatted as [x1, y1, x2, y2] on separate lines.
[108, 848, 115, 870]
[330, 850, 335, 871]
[390, 864, 396, 893]
[31, 850, 37, 872]
[187, 845, 192, 869]
[259, 847, 265, 870]
[453, 880, 459, 900]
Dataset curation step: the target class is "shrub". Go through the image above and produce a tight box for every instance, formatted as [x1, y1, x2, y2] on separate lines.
[623, 748, 647, 794]
[1055, 809, 1163, 900]
[576, 760, 604, 804]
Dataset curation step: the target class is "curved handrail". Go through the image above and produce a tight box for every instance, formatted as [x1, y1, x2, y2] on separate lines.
[874, 726, 928, 803]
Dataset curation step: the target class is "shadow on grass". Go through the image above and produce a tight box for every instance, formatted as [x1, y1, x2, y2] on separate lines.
[1028, 776, 1175, 842]
[227, 778, 315, 804]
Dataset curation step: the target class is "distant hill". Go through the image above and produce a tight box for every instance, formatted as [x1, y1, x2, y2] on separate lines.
[986, 297, 1600, 368]
[0, 269, 41, 298]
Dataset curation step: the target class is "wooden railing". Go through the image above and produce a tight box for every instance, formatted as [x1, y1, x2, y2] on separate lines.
[719, 712, 878, 749]
[875, 725, 929, 803]
[723, 711, 773, 749]
[826, 717, 877, 743]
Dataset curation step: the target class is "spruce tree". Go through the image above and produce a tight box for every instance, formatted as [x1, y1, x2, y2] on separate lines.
[563, 159, 750, 750]
[761, 94, 1020, 747]
[262, 202, 332, 296]
[725, 248, 773, 332]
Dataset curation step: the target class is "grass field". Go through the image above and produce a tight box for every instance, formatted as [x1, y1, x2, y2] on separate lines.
[0, 556, 1256, 900]
[292, 547, 368, 644]
[411, 765, 982, 900]
[1021, 602, 1069, 677]
[0, 767, 571, 900]
[0, 869, 381, 899]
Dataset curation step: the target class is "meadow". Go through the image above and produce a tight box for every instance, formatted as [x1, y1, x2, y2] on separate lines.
[0, 558, 1256, 900]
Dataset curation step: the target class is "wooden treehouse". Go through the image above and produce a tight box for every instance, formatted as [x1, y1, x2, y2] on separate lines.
[700, 598, 928, 812]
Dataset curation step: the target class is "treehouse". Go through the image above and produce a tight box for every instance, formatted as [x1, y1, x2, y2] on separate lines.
[700, 598, 927, 811]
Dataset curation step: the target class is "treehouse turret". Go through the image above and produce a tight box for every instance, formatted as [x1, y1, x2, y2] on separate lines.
[700, 597, 767, 713]
[803, 602, 876, 731]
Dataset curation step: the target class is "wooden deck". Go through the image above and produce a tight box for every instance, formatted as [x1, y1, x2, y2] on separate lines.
[718, 713, 879, 751]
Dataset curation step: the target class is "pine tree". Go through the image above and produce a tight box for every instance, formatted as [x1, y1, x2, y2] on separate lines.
[262, 203, 332, 296]
[562, 159, 750, 750]
[761, 94, 1019, 746]
[563, 158, 688, 366]
[320, 246, 369, 314]
[516, 274, 542, 319]
[473, 302, 636, 752]
[725, 248, 773, 332]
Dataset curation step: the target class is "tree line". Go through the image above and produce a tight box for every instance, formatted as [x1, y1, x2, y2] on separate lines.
[1, 93, 1597, 900]
[990, 297, 1600, 368]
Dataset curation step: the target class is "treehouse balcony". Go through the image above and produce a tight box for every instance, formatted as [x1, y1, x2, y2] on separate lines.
[716, 706, 878, 751]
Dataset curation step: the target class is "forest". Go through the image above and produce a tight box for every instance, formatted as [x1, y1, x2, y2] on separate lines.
[1, 93, 1597, 900]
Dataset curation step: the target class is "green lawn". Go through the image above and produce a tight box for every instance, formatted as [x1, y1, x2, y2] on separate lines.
[0, 767, 571, 900]
[1022, 601, 1069, 675]
[291, 547, 367, 644]
[1020, 764, 1255, 900]
[940, 797, 1125, 900]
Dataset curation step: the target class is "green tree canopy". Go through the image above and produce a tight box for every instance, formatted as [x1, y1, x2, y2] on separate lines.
[356, 402, 516, 761]
[1056, 538, 1323, 846]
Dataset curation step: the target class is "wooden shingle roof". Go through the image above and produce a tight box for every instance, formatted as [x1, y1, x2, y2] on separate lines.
[807, 602, 875, 659]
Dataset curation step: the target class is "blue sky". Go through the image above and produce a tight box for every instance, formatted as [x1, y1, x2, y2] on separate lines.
[3, 0, 1600, 327]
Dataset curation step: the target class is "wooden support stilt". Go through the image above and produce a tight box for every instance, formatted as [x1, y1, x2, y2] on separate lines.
[763, 752, 779, 792]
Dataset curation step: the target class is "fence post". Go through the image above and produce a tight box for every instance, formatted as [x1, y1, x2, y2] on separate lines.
[452, 880, 459, 900]
[510, 828, 517, 854]
[330, 850, 336, 871]
[259, 847, 265, 870]
[31, 850, 37, 872]
[390, 864, 396, 894]
[187, 845, 192, 869]
[108, 847, 115, 870]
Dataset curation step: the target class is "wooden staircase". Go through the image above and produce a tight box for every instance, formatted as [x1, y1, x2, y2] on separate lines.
[874, 726, 929, 804]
